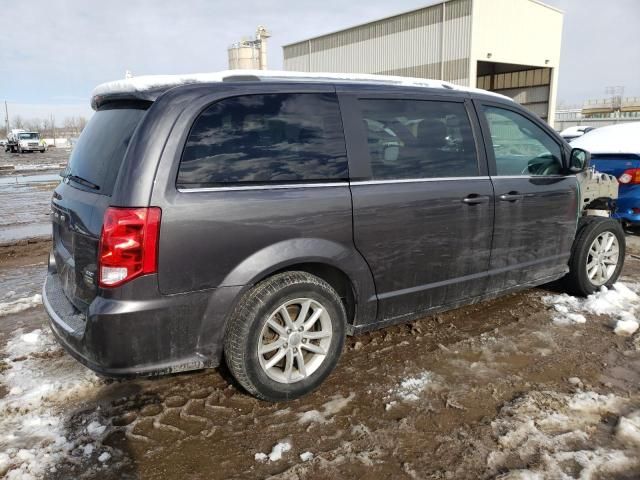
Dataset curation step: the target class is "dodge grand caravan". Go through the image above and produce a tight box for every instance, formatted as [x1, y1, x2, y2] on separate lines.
[43, 70, 625, 401]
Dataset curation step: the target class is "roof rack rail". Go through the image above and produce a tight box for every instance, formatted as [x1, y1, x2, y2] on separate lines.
[92, 69, 511, 104]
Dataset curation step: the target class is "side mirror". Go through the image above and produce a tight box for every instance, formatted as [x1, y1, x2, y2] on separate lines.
[569, 148, 590, 173]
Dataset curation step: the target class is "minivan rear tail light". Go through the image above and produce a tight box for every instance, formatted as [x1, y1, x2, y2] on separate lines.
[98, 207, 161, 288]
[619, 168, 640, 185]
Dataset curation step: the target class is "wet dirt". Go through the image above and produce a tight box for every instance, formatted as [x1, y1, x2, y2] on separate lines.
[0, 149, 65, 246]
[2, 239, 640, 479]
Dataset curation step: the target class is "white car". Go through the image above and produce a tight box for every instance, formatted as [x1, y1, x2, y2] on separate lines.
[560, 125, 595, 143]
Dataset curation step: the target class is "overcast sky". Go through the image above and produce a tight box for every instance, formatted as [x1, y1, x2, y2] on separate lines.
[1, 0, 638, 122]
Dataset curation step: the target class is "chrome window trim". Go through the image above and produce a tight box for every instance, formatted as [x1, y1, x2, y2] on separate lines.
[177, 174, 575, 192]
[177, 182, 349, 193]
[491, 174, 573, 179]
[350, 176, 490, 185]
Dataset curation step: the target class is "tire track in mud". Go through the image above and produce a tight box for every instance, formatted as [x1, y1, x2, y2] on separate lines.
[50, 290, 558, 479]
[53, 279, 640, 479]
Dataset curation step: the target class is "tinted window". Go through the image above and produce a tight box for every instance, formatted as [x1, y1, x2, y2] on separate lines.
[359, 99, 478, 180]
[178, 93, 347, 188]
[66, 103, 148, 195]
[482, 106, 563, 176]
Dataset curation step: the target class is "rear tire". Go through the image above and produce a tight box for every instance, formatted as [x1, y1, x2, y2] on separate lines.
[224, 271, 346, 401]
[564, 217, 625, 296]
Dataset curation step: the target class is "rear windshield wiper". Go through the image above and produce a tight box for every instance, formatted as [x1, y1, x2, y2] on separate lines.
[65, 174, 100, 191]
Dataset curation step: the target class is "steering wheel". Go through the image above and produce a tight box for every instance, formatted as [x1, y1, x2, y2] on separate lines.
[522, 155, 560, 176]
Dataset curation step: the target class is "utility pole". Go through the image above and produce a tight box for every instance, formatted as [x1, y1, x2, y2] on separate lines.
[50, 113, 56, 146]
[3, 101, 9, 136]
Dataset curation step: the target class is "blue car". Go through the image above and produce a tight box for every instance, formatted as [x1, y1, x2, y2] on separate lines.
[572, 123, 640, 224]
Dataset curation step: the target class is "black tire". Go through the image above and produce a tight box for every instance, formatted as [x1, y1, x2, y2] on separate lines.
[224, 271, 346, 401]
[564, 216, 625, 296]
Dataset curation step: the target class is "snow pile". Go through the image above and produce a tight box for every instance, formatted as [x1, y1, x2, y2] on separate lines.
[616, 411, 640, 446]
[487, 390, 640, 478]
[0, 329, 104, 478]
[544, 282, 640, 335]
[254, 440, 292, 463]
[297, 393, 355, 424]
[0, 294, 42, 317]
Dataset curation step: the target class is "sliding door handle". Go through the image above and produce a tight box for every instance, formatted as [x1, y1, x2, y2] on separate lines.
[499, 192, 524, 202]
[462, 194, 490, 205]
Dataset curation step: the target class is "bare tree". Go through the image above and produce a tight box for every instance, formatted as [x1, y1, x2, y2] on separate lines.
[77, 116, 87, 133]
[24, 118, 43, 132]
[12, 115, 24, 129]
[63, 116, 76, 135]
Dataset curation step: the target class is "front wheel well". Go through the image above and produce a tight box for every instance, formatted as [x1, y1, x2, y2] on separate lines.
[583, 197, 616, 212]
[266, 263, 357, 326]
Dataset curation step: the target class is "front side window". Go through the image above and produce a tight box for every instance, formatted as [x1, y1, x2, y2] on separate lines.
[359, 99, 478, 180]
[482, 106, 563, 176]
[178, 93, 347, 188]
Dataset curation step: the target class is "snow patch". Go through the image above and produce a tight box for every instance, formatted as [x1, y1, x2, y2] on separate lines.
[488, 390, 639, 478]
[98, 451, 111, 463]
[297, 393, 354, 424]
[393, 372, 435, 402]
[616, 411, 640, 447]
[0, 329, 102, 478]
[553, 313, 586, 326]
[255, 440, 292, 463]
[614, 319, 639, 336]
[544, 282, 640, 335]
[299, 451, 314, 462]
[0, 294, 42, 317]
[254, 452, 268, 463]
[86, 421, 106, 438]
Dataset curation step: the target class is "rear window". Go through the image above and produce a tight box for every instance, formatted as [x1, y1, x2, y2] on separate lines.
[177, 93, 347, 188]
[65, 103, 148, 195]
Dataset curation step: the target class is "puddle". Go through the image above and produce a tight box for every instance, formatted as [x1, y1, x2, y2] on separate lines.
[0, 224, 51, 245]
[0, 173, 61, 185]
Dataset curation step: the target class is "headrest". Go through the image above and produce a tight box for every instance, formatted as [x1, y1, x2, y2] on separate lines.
[417, 119, 447, 149]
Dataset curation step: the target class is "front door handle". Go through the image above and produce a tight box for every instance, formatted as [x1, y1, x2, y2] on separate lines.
[462, 194, 490, 205]
[499, 192, 524, 202]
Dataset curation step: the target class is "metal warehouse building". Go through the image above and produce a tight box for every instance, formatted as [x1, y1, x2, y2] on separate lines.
[283, 0, 563, 125]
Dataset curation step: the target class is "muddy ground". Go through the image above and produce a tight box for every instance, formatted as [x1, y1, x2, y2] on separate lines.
[1, 234, 640, 479]
[0, 148, 66, 246]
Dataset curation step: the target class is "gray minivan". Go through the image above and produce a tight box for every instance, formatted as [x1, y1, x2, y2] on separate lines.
[43, 71, 625, 401]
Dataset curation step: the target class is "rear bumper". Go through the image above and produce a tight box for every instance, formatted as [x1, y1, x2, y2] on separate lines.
[43, 270, 243, 377]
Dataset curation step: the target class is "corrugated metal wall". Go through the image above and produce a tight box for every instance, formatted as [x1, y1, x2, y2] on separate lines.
[477, 67, 551, 120]
[283, 0, 472, 85]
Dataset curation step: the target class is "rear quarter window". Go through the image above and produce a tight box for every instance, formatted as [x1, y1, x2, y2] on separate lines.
[358, 99, 479, 180]
[177, 93, 348, 188]
[65, 103, 148, 196]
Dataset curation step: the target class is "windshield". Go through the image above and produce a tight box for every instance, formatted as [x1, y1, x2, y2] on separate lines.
[65, 103, 148, 195]
[19, 133, 39, 140]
